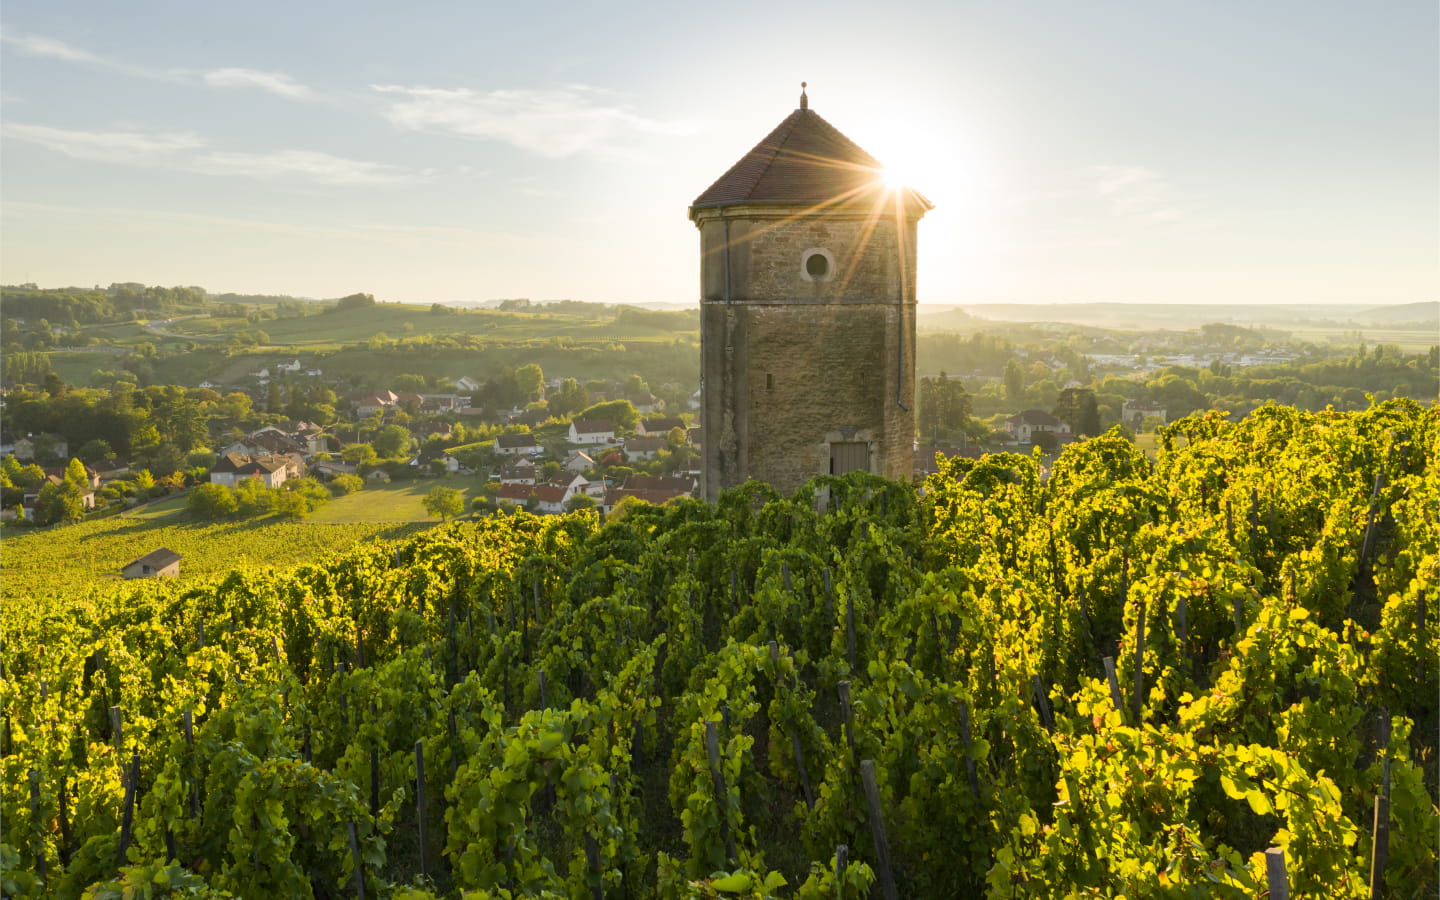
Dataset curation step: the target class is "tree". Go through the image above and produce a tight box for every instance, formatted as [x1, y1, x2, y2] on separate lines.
[423, 486, 464, 521]
[341, 443, 379, 466]
[1003, 359, 1025, 402]
[918, 372, 973, 440]
[624, 374, 649, 394]
[1054, 388, 1101, 438]
[329, 474, 364, 496]
[373, 425, 412, 458]
[234, 478, 276, 517]
[549, 378, 589, 418]
[566, 494, 597, 512]
[63, 458, 90, 489]
[77, 439, 115, 463]
[578, 400, 639, 433]
[187, 483, 238, 520]
[273, 489, 311, 519]
[515, 364, 545, 400]
[34, 481, 84, 525]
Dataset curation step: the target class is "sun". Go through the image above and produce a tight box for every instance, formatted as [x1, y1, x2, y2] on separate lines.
[881, 165, 911, 190]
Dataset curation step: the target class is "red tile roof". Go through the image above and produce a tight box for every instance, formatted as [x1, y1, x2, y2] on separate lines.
[690, 105, 931, 215]
[532, 485, 568, 504]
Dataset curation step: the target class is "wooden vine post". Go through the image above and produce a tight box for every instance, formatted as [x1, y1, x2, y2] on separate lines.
[859, 760, 898, 900]
[415, 740, 429, 880]
[704, 720, 737, 864]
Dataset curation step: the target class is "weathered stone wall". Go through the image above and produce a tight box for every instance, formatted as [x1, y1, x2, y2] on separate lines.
[697, 206, 920, 500]
[698, 207, 919, 303]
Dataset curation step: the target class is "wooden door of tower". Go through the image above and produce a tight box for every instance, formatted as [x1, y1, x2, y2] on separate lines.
[829, 441, 869, 475]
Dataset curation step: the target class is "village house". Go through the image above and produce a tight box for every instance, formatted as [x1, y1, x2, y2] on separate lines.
[623, 436, 667, 461]
[562, 450, 595, 473]
[532, 484, 569, 515]
[453, 376, 480, 393]
[44, 464, 101, 490]
[602, 473, 695, 513]
[568, 418, 615, 445]
[1121, 399, 1168, 430]
[495, 432, 541, 457]
[93, 458, 132, 483]
[1004, 410, 1072, 444]
[354, 390, 400, 417]
[499, 457, 537, 485]
[419, 393, 467, 413]
[408, 448, 464, 474]
[23, 474, 97, 512]
[122, 548, 181, 580]
[209, 452, 291, 488]
[12, 433, 67, 461]
[496, 483, 534, 507]
[637, 416, 685, 436]
[309, 459, 358, 480]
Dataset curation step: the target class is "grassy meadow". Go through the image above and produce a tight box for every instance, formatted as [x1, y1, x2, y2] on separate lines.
[306, 475, 488, 524]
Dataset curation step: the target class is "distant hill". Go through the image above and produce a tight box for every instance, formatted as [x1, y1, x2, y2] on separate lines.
[931, 302, 1435, 332]
[1354, 301, 1438, 324]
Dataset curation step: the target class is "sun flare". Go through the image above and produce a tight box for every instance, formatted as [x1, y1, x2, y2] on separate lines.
[881, 166, 910, 190]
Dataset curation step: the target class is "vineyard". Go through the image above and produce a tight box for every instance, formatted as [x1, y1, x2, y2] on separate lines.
[0, 517, 428, 604]
[2, 400, 1435, 898]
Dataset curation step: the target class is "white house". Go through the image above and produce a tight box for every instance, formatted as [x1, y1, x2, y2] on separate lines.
[533, 484, 569, 514]
[495, 433, 541, 456]
[1121, 400, 1168, 430]
[500, 458, 537, 485]
[623, 436, 667, 461]
[1004, 410, 1072, 444]
[453, 376, 480, 392]
[210, 452, 291, 488]
[568, 418, 615, 445]
[563, 450, 595, 473]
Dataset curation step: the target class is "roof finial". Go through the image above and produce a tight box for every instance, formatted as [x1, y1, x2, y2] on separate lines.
[800, 81, 808, 110]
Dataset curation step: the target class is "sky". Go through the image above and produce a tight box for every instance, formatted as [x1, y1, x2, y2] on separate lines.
[1, 1, 1435, 307]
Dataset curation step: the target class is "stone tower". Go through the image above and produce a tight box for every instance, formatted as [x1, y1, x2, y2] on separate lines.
[690, 86, 931, 501]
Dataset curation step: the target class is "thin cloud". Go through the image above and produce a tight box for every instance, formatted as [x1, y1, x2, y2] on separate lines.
[2, 121, 418, 186]
[0, 28, 179, 81]
[193, 149, 419, 185]
[204, 68, 314, 101]
[3, 29, 315, 99]
[371, 84, 695, 157]
[1091, 165, 1186, 223]
[0, 31, 104, 64]
[2, 122, 205, 164]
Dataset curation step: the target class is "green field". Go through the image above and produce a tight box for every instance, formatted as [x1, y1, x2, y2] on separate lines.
[306, 475, 488, 523]
[0, 499, 427, 602]
[164, 304, 698, 348]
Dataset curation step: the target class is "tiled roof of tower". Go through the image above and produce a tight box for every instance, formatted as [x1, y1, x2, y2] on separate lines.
[690, 105, 931, 215]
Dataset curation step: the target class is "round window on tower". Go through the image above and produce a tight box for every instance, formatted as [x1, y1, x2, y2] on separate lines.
[800, 248, 834, 283]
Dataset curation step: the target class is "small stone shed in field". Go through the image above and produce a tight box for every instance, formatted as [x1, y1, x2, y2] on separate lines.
[122, 548, 182, 580]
